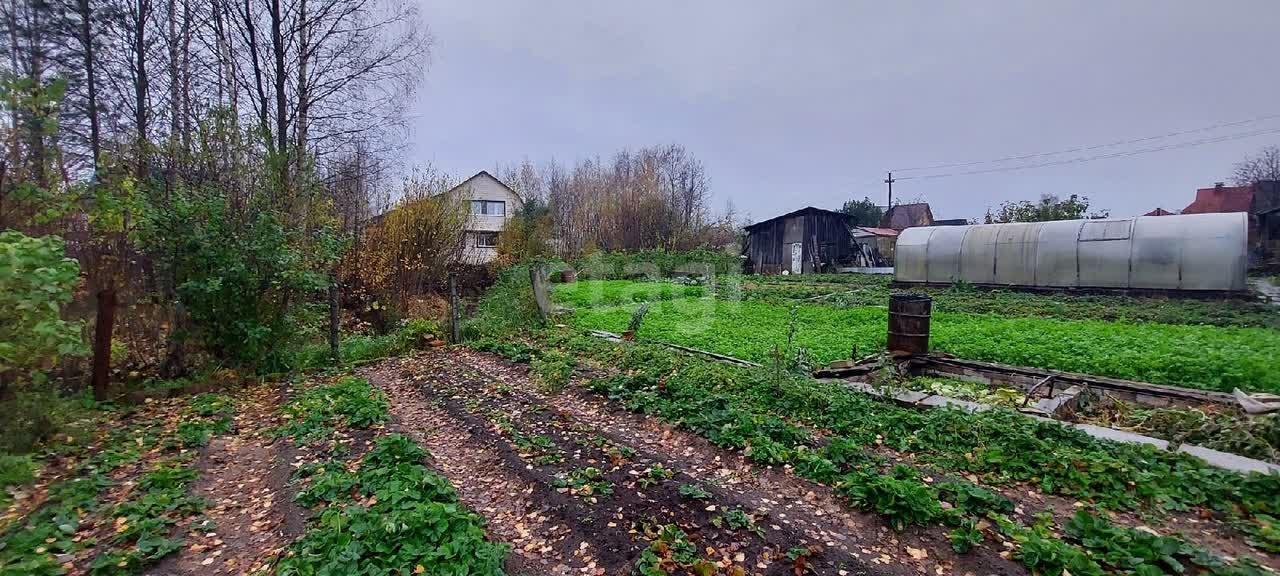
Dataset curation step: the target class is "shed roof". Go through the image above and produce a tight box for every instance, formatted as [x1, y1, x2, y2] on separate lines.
[1183, 185, 1254, 214]
[743, 206, 848, 231]
[1144, 207, 1175, 216]
[852, 226, 900, 237]
[880, 203, 934, 230]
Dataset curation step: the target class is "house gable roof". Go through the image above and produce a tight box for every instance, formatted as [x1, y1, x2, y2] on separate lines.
[1182, 185, 1253, 214]
[880, 203, 934, 230]
[446, 170, 522, 202]
[743, 206, 849, 231]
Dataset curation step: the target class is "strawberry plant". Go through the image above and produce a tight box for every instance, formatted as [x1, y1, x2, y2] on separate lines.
[637, 463, 673, 488]
[948, 520, 984, 553]
[553, 467, 612, 498]
[635, 524, 717, 576]
[711, 507, 765, 537]
[279, 434, 506, 575]
[836, 466, 942, 532]
[677, 483, 711, 500]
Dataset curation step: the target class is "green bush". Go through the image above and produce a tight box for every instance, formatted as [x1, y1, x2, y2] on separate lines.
[0, 231, 85, 386]
[142, 189, 340, 372]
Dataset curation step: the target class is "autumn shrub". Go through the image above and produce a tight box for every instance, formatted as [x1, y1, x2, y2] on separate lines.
[341, 170, 468, 325]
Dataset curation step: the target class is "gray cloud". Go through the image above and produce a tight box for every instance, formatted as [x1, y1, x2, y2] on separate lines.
[409, 1, 1280, 222]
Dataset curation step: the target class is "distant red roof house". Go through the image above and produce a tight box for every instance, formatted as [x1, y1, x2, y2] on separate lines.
[1182, 184, 1254, 214]
[1144, 207, 1175, 216]
[880, 203, 934, 230]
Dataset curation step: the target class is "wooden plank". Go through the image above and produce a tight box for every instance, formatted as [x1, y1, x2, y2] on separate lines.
[924, 356, 1234, 405]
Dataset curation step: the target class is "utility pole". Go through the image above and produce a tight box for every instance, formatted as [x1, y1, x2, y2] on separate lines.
[884, 171, 895, 208]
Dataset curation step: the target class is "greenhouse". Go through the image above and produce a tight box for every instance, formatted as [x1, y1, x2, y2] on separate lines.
[894, 212, 1248, 291]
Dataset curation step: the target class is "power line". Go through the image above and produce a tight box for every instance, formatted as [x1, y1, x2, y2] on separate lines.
[890, 112, 1280, 173]
[895, 125, 1280, 181]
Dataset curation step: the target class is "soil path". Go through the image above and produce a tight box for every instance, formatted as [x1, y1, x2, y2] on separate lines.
[365, 349, 1024, 576]
[149, 386, 307, 575]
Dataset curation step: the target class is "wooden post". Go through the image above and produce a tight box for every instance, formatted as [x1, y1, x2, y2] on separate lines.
[529, 265, 551, 322]
[448, 272, 460, 343]
[327, 277, 339, 363]
[91, 288, 118, 401]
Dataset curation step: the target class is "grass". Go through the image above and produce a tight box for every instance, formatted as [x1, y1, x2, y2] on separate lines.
[563, 290, 1280, 393]
[556, 275, 1280, 329]
[743, 274, 1280, 329]
[290, 318, 438, 371]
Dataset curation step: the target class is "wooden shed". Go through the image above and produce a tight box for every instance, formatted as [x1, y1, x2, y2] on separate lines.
[742, 207, 858, 274]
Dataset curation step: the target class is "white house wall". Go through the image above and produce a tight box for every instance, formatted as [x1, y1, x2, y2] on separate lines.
[453, 172, 523, 263]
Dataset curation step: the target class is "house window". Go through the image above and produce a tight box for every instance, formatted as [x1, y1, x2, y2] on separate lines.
[471, 200, 505, 216]
[473, 231, 499, 248]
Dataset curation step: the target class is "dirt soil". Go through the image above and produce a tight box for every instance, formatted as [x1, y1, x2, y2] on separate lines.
[148, 386, 306, 575]
[363, 348, 1026, 576]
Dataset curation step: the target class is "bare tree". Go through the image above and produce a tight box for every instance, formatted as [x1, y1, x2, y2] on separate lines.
[1234, 145, 1280, 185]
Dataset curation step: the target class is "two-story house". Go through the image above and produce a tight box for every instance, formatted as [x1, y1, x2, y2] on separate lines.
[448, 171, 524, 263]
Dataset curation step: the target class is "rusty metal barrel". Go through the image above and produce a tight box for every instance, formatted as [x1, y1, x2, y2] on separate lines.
[887, 294, 932, 355]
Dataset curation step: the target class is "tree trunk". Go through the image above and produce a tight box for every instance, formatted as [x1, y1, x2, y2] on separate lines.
[91, 288, 118, 401]
[133, 0, 150, 178]
[76, 0, 101, 168]
[270, 0, 289, 196]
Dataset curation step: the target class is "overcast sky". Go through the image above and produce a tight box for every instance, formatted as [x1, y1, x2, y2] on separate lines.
[407, 1, 1280, 223]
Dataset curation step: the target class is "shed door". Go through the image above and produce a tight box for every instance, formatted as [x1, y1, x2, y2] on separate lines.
[790, 243, 803, 274]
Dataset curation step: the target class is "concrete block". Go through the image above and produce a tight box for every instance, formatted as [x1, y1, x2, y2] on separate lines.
[1033, 396, 1074, 415]
[1177, 444, 1280, 475]
[919, 395, 991, 412]
[1069, 423, 1169, 450]
[890, 390, 931, 404]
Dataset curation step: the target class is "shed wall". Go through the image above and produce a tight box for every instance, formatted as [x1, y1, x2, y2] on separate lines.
[744, 211, 858, 274]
